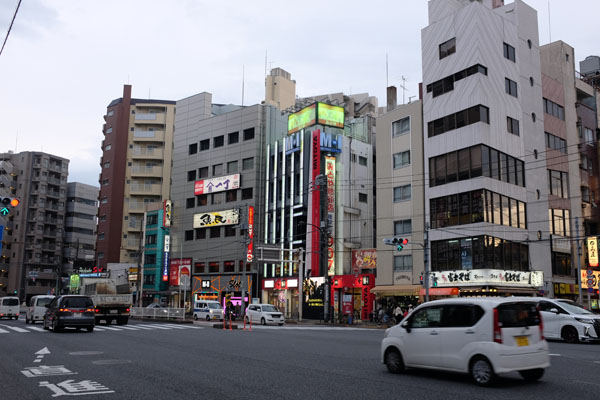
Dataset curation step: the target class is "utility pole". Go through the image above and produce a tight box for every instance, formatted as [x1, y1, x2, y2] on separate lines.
[298, 248, 305, 322]
[576, 217, 583, 307]
[424, 223, 430, 302]
[240, 205, 249, 321]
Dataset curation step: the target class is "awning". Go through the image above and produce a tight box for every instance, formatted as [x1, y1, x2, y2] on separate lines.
[419, 287, 460, 296]
[371, 285, 421, 296]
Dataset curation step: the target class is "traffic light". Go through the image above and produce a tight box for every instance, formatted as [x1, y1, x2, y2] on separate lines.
[432, 275, 438, 287]
[0, 197, 20, 216]
[419, 273, 424, 287]
[393, 237, 409, 251]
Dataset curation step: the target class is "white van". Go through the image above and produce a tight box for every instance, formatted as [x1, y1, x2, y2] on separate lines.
[0, 296, 21, 320]
[26, 295, 55, 324]
[193, 300, 224, 321]
[381, 297, 549, 386]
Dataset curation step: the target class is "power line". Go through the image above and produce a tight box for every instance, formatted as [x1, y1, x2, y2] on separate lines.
[0, 0, 22, 58]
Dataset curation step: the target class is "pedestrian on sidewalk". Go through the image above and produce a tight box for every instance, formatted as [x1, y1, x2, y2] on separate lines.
[394, 305, 403, 324]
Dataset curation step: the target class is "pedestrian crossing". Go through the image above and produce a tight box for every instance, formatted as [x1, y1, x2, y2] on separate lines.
[0, 323, 204, 334]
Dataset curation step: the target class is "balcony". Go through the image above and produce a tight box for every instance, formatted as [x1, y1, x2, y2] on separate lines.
[47, 177, 62, 185]
[47, 190, 61, 198]
[130, 183, 162, 196]
[126, 238, 142, 249]
[131, 166, 161, 177]
[134, 113, 165, 124]
[0, 160, 16, 176]
[44, 217, 58, 224]
[133, 129, 164, 142]
[41, 243, 58, 251]
[128, 202, 147, 212]
[42, 230, 58, 237]
[0, 174, 16, 190]
[131, 147, 164, 160]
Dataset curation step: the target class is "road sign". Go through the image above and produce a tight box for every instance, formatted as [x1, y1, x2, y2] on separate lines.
[589, 288, 595, 294]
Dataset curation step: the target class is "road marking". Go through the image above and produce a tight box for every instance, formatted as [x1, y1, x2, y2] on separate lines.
[136, 324, 172, 330]
[162, 324, 197, 329]
[92, 327, 106, 331]
[97, 326, 122, 331]
[27, 326, 46, 332]
[0, 327, 8, 333]
[127, 325, 153, 330]
[39, 379, 114, 396]
[113, 326, 139, 331]
[0, 324, 29, 333]
[549, 354, 561, 356]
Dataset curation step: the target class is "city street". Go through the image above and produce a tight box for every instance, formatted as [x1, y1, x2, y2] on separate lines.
[0, 318, 598, 399]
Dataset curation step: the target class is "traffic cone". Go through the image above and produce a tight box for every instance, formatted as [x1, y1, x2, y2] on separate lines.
[243, 316, 247, 331]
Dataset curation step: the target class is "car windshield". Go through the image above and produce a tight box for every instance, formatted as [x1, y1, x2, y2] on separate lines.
[37, 298, 53, 307]
[208, 303, 221, 309]
[262, 305, 278, 312]
[2, 298, 19, 306]
[63, 297, 94, 308]
[557, 301, 593, 315]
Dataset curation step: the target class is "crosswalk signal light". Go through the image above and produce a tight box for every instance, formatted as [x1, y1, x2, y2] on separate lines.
[419, 273, 424, 287]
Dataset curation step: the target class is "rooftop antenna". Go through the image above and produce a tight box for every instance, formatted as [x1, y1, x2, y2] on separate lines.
[399, 76, 408, 105]
[386, 53, 389, 88]
[242, 64, 245, 107]
[548, 0, 552, 43]
[264, 50, 267, 80]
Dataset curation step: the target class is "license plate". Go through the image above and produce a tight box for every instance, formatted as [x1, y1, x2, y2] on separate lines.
[109, 310, 118, 314]
[73, 313, 81, 318]
[515, 336, 529, 346]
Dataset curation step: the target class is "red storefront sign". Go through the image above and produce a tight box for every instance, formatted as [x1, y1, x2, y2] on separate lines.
[311, 129, 321, 276]
[169, 258, 192, 286]
[246, 206, 254, 262]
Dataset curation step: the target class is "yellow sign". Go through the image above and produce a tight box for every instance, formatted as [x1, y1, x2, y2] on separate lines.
[288, 104, 316, 134]
[581, 270, 600, 289]
[587, 237, 598, 267]
[317, 103, 344, 129]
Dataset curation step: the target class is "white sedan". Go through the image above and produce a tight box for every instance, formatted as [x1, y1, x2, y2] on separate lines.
[245, 304, 285, 326]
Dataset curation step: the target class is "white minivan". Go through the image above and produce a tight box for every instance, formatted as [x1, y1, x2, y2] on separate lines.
[25, 295, 55, 324]
[0, 296, 21, 320]
[193, 300, 224, 321]
[381, 297, 550, 386]
[537, 298, 600, 343]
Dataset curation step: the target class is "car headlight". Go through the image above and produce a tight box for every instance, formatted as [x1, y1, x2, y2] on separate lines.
[384, 328, 391, 338]
[575, 318, 595, 324]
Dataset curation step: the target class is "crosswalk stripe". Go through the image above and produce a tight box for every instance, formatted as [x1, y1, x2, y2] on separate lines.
[136, 324, 172, 330]
[98, 326, 123, 331]
[0, 324, 29, 333]
[114, 326, 139, 330]
[93, 327, 106, 331]
[26, 326, 45, 332]
[161, 324, 192, 329]
[127, 325, 153, 330]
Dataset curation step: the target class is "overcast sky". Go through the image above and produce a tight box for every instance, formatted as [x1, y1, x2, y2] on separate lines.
[1, 0, 598, 187]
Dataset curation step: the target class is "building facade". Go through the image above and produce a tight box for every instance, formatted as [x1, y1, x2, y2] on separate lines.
[422, 0, 549, 296]
[96, 85, 176, 270]
[0, 151, 69, 302]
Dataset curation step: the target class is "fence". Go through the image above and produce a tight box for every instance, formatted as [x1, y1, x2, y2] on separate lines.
[130, 307, 185, 320]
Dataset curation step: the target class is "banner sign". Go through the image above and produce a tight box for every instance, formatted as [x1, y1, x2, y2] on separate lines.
[581, 269, 599, 289]
[311, 129, 321, 276]
[430, 269, 544, 288]
[246, 206, 254, 262]
[194, 174, 240, 195]
[325, 156, 335, 276]
[162, 235, 170, 282]
[352, 249, 377, 272]
[288, 103, 317, 134]
[193, 209, 239, 228]
[302, 277, 325, 319]
[169, 258, 192, 286]
[588, 237, 598, 267]
[163, 199, 172, 227]
[317, 102, 344, 129]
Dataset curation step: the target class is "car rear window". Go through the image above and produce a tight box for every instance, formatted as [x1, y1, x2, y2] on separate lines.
[497, 302, 540, 327]
[2, 298, 19, 306]
[62, 297, 94, 308]
[37, 298, 53, 307]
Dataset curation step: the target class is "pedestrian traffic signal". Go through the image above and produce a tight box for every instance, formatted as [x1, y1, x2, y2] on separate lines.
[419, 273, 424, 287]
[432, 275, 439, 287]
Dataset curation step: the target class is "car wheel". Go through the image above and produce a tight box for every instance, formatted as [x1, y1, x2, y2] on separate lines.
[206, 315, 211, 322]
[519, 368, 544, 381]
[52, 319, 62, 333]
[384, 348, 405, 374]
[43, 318, 49, 330]
[87, 326, 94, 333]
[261, 317, 266, 326]
[561, 326, 579, 344]
[470, 356, 495, 386]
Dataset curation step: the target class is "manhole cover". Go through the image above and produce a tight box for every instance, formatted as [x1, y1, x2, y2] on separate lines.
[69, 351, 104, 356]
[92, 359, 132, 365]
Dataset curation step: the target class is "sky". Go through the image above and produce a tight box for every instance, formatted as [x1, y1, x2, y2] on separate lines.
[1, 0, 599, 187]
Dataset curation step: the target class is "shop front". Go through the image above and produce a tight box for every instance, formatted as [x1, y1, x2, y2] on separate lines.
[191, 274, 255, 315]
[429, 269, 544, 297]
[330, 274, 375, 322]
[370, 284, 421, 319]
[261, 277, 300, 319]
[553, 282, 579, 301]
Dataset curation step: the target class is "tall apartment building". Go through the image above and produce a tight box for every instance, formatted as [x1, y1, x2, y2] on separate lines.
[374, 89, 425, 305]
[0, 151, 68, 301]
[422, 0, 549, 296]
[96, 85, 176, 269]
[63, 182, 98, 275]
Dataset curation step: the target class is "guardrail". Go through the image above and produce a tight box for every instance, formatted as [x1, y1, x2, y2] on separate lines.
[130, 307, 185, 320]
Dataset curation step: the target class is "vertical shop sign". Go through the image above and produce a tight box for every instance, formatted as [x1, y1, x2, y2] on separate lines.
[588, 237, 598, 267]
[311, 129, 321, 276]
[247, 206, 254, 262]
[162, 235, 170, 282]
[325, 156, 335, 276]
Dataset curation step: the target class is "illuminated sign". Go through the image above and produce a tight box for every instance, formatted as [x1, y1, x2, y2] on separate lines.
[317, 102, 344, 129]
[288, 103, 316, 134]
[352, 249, 377, 272]
[311, 130, 321, 276]
[285, 131, 341, 155]
[430, 269, 544, 287]
[162, 235, 170, 282]
[588, 237, 598, 267]
[163, 199, 172, 227]
[246, 206, 254, 262]
[325, 156, 335, 276]
[193, 209, 239, 228]
[581, 270, 599, 289]
[194, 174, 240, 195]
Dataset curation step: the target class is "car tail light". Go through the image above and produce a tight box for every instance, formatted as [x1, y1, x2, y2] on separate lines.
[95, 309, 99, 313]
[537, 306, 544, 340]
[85, 308, 95, 312]
[493, 308, 502, 344]
[59, 308, 71, 312]
[0, 313, 4, 316]
[126, 308, 130, 313]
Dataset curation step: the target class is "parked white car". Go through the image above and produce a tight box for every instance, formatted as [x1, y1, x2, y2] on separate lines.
[245, 304, 284, 326]
[193, 300, 224, 321]
[536, 298, 600, 343]
[0, 296, 20, 320]
[26, 295, 55, 324]
[381, 297, 549, 386]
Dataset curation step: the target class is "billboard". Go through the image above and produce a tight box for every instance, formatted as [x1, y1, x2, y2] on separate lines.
[170, 258, 192, 288]
[311, 129, 321, 276]
[194, 174, 240, 195]
[325, 156, 335, 276]
[317, 102, 344, 129]
[352, 249, 377, 273]
[193, 209, 239, 228]
[288, 103, 316, 134]
[163, 200, 172, 227]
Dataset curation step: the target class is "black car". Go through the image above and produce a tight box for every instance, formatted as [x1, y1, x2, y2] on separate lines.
[43, 295, 96, 332]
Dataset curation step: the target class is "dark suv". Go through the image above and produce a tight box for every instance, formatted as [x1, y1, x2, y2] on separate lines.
[43, 295, 96, 332]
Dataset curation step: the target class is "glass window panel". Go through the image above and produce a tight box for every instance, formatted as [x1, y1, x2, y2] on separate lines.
[458, 148, 470, 180]
[520, 244, 529, 272]
[471, 190, 484, 223]
[448, 240, 460, 270]
[500, 153, 508, 182]
[516, 160, 524, 186]
[447, 152, 457, 183]
[459, 192, 471, 225]
[460, 238, 473, 270]
[507, 157, 515, 185]
[482, 145, 490, 177]
[519, 201, 526, 230]
[435, 157, 446, 186]
[510, 198, 518, 227]
[449, 195, 459, 226]
[501, 196, 510, 226]
[490, 149, 499, 180]
[472, 237, 484, 269]
[492, 192, 501, 225]
[512, 241, 520, 270]
[564, 209, 570, 236]
[494, 238, 503, 269]
[470, 145, 482, 177]
[503, 240, 512, 269]
[429, 158, 436, 187]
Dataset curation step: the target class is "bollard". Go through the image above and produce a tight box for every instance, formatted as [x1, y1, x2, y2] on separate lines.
[229, 314, 232, 331]
[243, 316, 247, 331]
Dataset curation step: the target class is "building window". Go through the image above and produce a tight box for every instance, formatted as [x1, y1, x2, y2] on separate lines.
[582, 186, 591, 203]
[194, 262, 205, 274]
[186, 198, 195, 208]
[507, 117, 519, 136]
[228, 131, 239, 144]
[105, 144, 112, 151]
[212, 192, 223, 204]
[212, 164, 223, 176]
[98, 233, 105, 240]
[503, 43, 516, 62]
[243, 127, 255, 141]
[584, 128, 595, 145]
[552, 252, 572, 276]
[145, 254, 156, 264]
[225, 226, 236, 237]
[545, 132, 566, 153]
[224, 261, 235, 273]
[226, 190, 237, 202]
[241, 188, 253, 200]
[147, 214, 158, 225]
[426, 64, 487, 98]
[200, 139, 210, 151]
[104, 162, 110, 169]
[358, 193, 368, 203]
[242, 157, 254, 170]
[505, 78, 518, 97]
[187, 170, 196, 181]
[549, 209, 570, 236]
[198, 167, 209, 178]
[195, 228, 206, 240]
[393, 150, 410, 169]
[106, 127, 113, 134]
[394, 219, 412, 235]
[543, 98, 565, 120]
[146, 234, 157, 245]
[393, 185, 411, 202]
[392, 117, 410, 137]
[101, 197, 108, 204]
[185, 230, 194, 241]
[393, 255, 413, 272]
[427, 105, 489, 137]
[102, 179, 109, 186]
[227, 160, 238, 173]
[209, 227, 221, 238]
[196, 194, 208, 206]
[188, 143, 198, 155]
[548, 170, 569, 198]
[107, 110, 114, 117]
[439, 37, 456, 59]
[358, 156, 368, 166]
[214, 135, 224, 148]
[209, 262, 219, 273]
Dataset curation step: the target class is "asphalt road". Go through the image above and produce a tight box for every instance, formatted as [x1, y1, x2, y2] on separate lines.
[0, 318, 598, 400]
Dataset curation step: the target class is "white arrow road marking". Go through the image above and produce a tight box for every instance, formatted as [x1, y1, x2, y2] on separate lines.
[0, 324, 29, 333]
[34, 346, 50, 363]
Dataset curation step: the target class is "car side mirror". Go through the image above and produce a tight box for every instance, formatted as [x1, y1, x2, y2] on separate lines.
[401, 320, 411, 333]
[550, 308, 559, 314]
